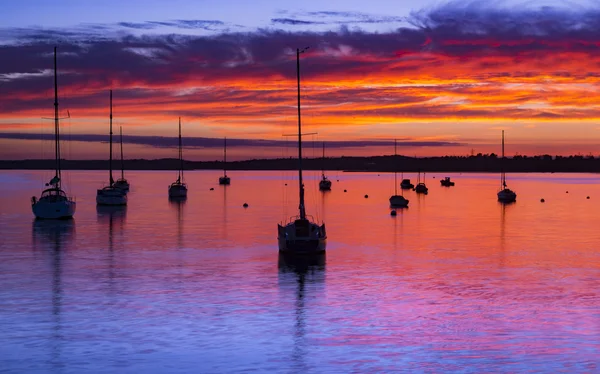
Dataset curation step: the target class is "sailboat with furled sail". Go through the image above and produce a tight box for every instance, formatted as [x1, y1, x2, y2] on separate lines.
[277, 47, 327, 254]
[497, 130, 517, 203]
[218, 137, 230, 185]
[96, 90, 127, 206]
[389, 139, 409, 207]
[113, 126, 130, 191]
[31, 46, 77, 219]
[318, 142, 332, 191]
[169, 117, 188, 198]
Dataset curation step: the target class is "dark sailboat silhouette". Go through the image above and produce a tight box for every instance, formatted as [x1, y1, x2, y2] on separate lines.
[277, 47, 327, 254]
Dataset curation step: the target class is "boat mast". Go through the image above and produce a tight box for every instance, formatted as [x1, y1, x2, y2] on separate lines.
[223, 137, 227, 177]
[178, 117, 183, 182]
[394, 139, 398, 195]
[53, 46, 61, 189]
[296, 47, 308, 220]
[501, 130, 506, 188]
[109, 90, 114, 186]
[120, 126, 124, 179]
[321, 142, 325, 177]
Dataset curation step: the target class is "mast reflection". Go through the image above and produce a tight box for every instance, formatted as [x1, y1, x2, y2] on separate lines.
[169, 196, 186, 249]
[31, 218, 75, 369]
[96, 205, 127, 288]
[278, 253, 326, 371]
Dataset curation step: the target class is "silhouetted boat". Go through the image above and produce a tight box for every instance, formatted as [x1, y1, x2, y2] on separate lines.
[218, 137, 230, 185]
[440, 177, 455, 187]
[277, 47, 327, 254]
[113, 126, 130, 192]
[318, 142, 332, 191]
[389, 139, 409, 208]
[400, 178, 414, 190]
[415, 171, 428, 194]
[31, 46, 77, 219]
[497, 130, 517, 203]
[97, 90, 127, 206]
[169, 117, 188, 198]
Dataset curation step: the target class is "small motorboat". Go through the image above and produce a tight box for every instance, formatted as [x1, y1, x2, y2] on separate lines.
[414, 171, 428, 194]
[440, 177, 455, 187]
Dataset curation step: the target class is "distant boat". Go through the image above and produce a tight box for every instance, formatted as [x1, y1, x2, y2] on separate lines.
[218, 137, 230, 185]
[318, 142, 332, 191]
[96, 90, 127, 206]
[440, 177, 455, 187]
[113, 126, 130, 192]
[31, 46, 77, 219]
[414, 171, 428, 194]
[168, 117, 188, 198]
[400, 178, 414, 190]
[389, 139, 409, 208]
[497, 130, 517, 203]
[277, 47, 327, 254]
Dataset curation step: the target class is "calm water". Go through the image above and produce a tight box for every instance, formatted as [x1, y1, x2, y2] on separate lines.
[1, 170, 599, 373]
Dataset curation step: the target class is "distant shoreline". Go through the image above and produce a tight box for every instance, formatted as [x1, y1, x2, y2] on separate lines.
[1, 155, 600, 173]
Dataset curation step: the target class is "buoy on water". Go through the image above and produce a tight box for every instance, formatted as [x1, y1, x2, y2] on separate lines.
[364, 194, 369, 198]
[587, 196, 590, 199]
[344, 189, 347, 192]
[540, 198, 545, 203]
[210, 187, 214, 190]
[390, 210, 397, 216]
[243, 203, 249, 208]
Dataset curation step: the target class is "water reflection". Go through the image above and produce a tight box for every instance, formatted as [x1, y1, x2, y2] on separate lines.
[96, 205, 127, 288]
[31, 218, 75, 370]
[278, 253, 326, 372]
[169, 196, 186, 248]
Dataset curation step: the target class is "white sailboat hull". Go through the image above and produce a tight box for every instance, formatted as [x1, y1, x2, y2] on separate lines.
[32, 200, 76, 219]
[96, 188, 127, 205]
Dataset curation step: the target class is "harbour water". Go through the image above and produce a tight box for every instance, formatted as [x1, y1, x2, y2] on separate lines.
[1, 170, 599, 373]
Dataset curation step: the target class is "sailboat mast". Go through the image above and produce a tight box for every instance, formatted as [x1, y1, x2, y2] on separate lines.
[53, 46, 61, 188]
[178, 117, 183, 181]
[223, 137, 227, 177]
[501, 130, 505, 188]
[120, 126, 124, 179]
[297, 47, 306, 220]
[394, 139, 398, 195]
[321, 142, 325, 175]
[109, 90, 114, 185]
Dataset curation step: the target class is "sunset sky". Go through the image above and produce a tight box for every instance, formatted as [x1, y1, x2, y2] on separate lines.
[2, 0, 600, 160]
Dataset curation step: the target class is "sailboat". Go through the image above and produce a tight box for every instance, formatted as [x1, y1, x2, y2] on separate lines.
[113, 126, 130, 191]
[218, 137, 231, 185]
[96, 90, 127, 206]
[31, 46, 77, 219]
[318, 142, 332, 191]
[414, 171, 429, 194]
[168, 117, 188, 198]
[277, 47, 327, 254]
[389, 139, 409, 207]
[497, 130, 517, 203]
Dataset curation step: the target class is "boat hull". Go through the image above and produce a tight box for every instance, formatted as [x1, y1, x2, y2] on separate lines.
[96, 188, 127, 205]
[415, 184, 428, 194]
[114, 180, 130, 192]
[389, 195, 409, 208]
[219, 176, 231, 185]
[168, 184, 188, 197]
[319, 180, 332, 191]
[497, 189, 517, 203]
[32, 200, 76, 219]
[278, 219, 327, 254]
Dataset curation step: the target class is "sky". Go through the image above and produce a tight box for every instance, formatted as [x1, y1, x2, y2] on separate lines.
[2, 0, 600, 160]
